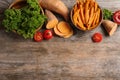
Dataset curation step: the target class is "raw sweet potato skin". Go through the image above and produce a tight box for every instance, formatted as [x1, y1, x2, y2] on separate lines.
[39, 0, 69, 21]
[102, 20, 117, 36]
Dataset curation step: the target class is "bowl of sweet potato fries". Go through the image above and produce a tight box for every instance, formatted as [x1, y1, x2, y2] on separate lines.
[71, 0, 103, 31]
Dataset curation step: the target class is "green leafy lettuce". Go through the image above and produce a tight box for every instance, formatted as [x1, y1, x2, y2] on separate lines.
[2, 0, 46, 39]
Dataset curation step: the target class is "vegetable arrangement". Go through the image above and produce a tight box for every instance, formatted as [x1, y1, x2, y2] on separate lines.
[2, 0, 120, 43]
[2, 0, 46, 39]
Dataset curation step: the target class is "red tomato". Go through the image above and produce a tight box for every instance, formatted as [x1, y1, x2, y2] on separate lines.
[34, 32, 43, 42]
[43, 29, 53, 40]
[113, 10, 120, 25]
[92, 33, 103, 43]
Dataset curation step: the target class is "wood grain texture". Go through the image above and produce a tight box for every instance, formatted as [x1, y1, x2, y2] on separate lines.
[0, 0, 120, 80]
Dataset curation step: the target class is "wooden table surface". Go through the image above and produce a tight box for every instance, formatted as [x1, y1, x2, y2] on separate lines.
[0, 0, 120, 80]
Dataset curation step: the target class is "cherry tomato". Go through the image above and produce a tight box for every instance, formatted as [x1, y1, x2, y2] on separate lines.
[34, 32, 43, 42]
[113, 10, 120, 25]
[43, 29, 53, 40]
[92, 33, 103, 43]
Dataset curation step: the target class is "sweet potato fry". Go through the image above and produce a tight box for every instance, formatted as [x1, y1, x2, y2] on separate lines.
[89, 0, 94, 8]
[90, 22, 98, 30]
[94, 2, 98, 12]
[87, 13, 96, 30]
[92, 8, 100, 26]
[77, 22, 86, 30]
[77, 10, 85, 30]
[96, 8, 100, 24]
[73, 11, 78, 26]
[89, 7, 94, 19]
[73, 4, 78, 12]
[85, 9, 90, 24]
[85, 1, 90, 23]
[92, 13, 98, 26]
[87, 7, 94, 29]
[80, 4, 85, 24]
